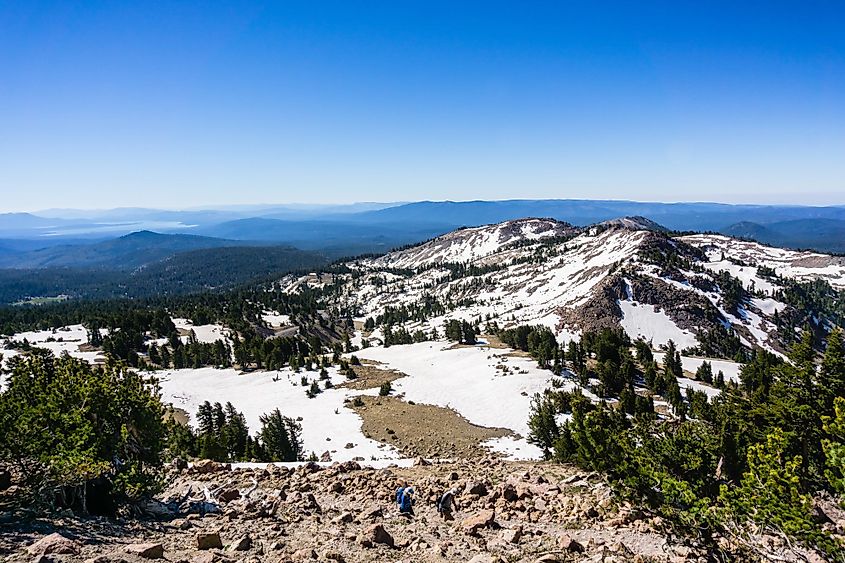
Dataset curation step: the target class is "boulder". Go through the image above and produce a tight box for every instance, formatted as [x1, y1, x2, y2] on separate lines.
[229, 535, 251, 551]
[413, 457, 431, 466]
[467, 481, 488, 496]
[124, 543, 164, 559]
[501, 525, 522, 544]
[360, 504, 383, 520]
[500, 483, 518, 502]
[557, 533, 584, 553]
[292, 548, 317, 560]
[27, 533, 80, 556]
[333, 512, 354, 524]
[192, 459, 227, 474]
[461, 509, 495, 535]
[196, 531, 223, 550]
[359, 523, 394, 548]
[337, 460, 361, 472]
[218, 488, 240, 502]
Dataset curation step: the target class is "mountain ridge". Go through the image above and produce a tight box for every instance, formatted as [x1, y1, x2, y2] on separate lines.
[289, 217, 845, 359]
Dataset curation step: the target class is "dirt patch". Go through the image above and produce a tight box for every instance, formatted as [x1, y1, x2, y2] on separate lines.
[478, 333, 511, 350]
[350, 395, 510, 459]
[339, 362, 407, 391]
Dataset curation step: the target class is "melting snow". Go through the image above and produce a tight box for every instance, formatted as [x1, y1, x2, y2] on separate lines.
[618, 301, 698, 349]
[355, 341, 577, 443]
[154, 366, 399, 462]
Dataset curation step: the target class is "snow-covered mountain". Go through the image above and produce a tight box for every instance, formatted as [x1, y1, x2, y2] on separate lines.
[367, 218, 578, 269]
[286, 218, 845, 356]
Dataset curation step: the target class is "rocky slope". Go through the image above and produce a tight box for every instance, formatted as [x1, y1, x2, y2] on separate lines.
[2, 457, 754, 563]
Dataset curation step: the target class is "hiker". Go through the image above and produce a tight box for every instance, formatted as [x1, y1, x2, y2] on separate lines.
[437, 487, 460, 520]
[395, 481, 407, 506]
[398, 486, 414, 516]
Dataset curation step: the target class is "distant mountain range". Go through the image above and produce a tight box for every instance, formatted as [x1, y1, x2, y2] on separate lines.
[0, 231, 275, 270]
[720, 218, 845, 254]
[1, 200, 843, 275]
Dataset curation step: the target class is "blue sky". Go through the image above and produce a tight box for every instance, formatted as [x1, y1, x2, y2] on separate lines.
[1, 1, 843, 211]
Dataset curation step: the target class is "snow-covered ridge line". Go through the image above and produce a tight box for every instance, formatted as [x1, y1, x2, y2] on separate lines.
[295, 217, 845, 358]
[363, 218, 577, 269]
[681, 234, 845, 289]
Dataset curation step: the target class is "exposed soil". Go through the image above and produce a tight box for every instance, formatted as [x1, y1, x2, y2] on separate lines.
[351, 395, 511, 459]
[338, 362, 407, 391]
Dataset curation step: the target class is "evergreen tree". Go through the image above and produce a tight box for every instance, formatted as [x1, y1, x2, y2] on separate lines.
[819, 328, 845, 415]
[258, 409, 303, 462]
[696, 360, 713, 384]
[0, 353, 166, 511]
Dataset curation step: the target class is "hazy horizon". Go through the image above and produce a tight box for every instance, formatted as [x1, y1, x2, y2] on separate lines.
[0, 197, 842, 217]
[0, 197, 841, 217]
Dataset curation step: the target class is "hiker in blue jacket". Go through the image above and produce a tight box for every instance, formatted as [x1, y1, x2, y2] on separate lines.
[397, 486, 414, 516]
[395, 483, 406, 506]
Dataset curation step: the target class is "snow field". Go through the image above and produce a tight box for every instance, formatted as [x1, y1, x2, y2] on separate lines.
[154, 365, 400, 463]
[618, 300, 699, 349]
[355, 341, 566, 441]
[4, 324, 105, 364]
[172, 318, 231, 344]
[482, 436, 544, 461]
[261, 311, 291, 327]
[681, 234, 845, 289]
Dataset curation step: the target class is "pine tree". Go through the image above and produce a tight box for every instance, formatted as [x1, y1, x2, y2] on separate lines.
[258, 409, 303, 462]
[819, 328, 845, 415]
[222, 402, 249, 461]
[0, 353, 166, 509]
[696, 361, 713, 384]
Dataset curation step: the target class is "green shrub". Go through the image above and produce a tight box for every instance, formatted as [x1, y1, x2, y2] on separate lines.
[0, 352, 166, 512]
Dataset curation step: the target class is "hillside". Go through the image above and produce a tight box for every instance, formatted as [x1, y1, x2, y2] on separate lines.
[0, 231, 262, 270]
[0, 245, 327, 304]
[333, 200, 845, 232]
[721, 218, 845, 254]
[6, 201, 845, 255]
[198, 217, 452, 255]
[130, 246, 329, 295]
[290, 218, 845, 357]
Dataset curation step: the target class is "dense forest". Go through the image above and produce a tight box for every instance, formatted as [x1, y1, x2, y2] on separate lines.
[0, 245, 327, 304]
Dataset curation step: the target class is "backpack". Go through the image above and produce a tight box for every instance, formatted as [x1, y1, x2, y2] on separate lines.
[395, 486, 405, 505]
[399, 489, 413, 512]
[438, 491, 453, 512]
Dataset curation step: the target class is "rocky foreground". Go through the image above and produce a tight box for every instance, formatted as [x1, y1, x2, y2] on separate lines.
[0, 457, 795, 563]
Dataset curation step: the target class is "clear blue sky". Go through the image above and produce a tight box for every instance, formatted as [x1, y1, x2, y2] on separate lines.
[1, 1, 843, 211]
